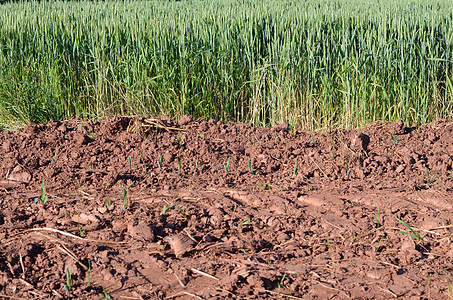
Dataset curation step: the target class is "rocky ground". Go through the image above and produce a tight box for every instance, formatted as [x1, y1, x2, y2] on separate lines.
[0, 116, 452, 299]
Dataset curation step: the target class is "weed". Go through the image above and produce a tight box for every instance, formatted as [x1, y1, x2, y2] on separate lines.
[394, 215, 422, 244]
[241, 220, 250, 225]
[100, 286, 111, 300]
[128, 155, 132, 171]
[293, 161, 299, 179]
[247, 160, 253, 174]
[224, 157, 231, 175]
[64, 267, 71, 294]
[162, 204, 174, 215]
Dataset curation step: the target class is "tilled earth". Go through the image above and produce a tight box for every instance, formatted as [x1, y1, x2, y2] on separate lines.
[1, 116, 453, 299]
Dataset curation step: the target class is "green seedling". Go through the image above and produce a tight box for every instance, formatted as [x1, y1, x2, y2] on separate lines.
[241, 220, 250, 225]
[310, 133, 316, 145]
[122, 181, 134, 211]
[35, 179, 48, 206]
[51, 146, 58, 165]
[87, 260, 91, 287]
[64, 267, 72, 294]
[177, 157, 182, 173]
[443, 270, 453, 298]
[179, 207, 188, 219]
[78, 222, 86, 237]
[293, 161, 299, 179]
[128, 155, 132, 171]
[141, 149, 147, 177]
[194, 159, 198, 172]
[394, 215, 422, 244]
[177, 132, 182, 144]
[390, 134, 397, 146]
[424, 168, 437, 184]
[224, 157, 231, 175]
[104, 198, 111, 211]
[100, 286, 111, 300]
[247, 160, 253, 174]
[277, 273, 292, 296]
[162, 204, 174, 215]
[157, 154, 163, 169]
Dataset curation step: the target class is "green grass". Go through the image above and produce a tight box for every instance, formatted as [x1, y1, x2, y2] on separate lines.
[0, 0, 452, 130]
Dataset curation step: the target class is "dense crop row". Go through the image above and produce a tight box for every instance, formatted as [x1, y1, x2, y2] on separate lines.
[0, 0, 452, 130]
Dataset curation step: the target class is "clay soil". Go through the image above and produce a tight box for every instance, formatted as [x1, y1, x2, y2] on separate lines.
[1, 116, 453, 299]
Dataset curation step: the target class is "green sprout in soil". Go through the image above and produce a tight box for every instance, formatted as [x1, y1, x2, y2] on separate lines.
[390, 133, 397, 146]
[78, 222, 86, 237]
[293, 161, 299, 179]
[104, 198, 111, 211]
[128, 155, 132, 171]
[394, 215, 422, 244]
[241, 220, 250, 226]
[87, 260, 91, 287]
[64, 267, 72, 294]
[424, 167, 438, 184]
[51, 146, 58, 165]
[122, 181, 135, 211]
[179, 207, 188, 219]
[310, 133, 316, 145]
[141, 149, 147, 177]
[35, 179, 48, 206]
[157, 154, 163, 169]
[100, 286, 111, 300]
[162, 204, 174, 215]
[277, 273, 292, 296]
[224, 157, 231, 175]
[247, 160, 253, 174]
[444, 269, 453, 298]
[177, 157, 182, 173]
[194, 159, 198, 172]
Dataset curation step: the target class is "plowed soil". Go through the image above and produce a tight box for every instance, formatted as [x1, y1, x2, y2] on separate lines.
[1, 116, 453, 299]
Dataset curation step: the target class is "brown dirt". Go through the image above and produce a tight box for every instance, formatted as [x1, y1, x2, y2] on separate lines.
[1, 116, 453, 299]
